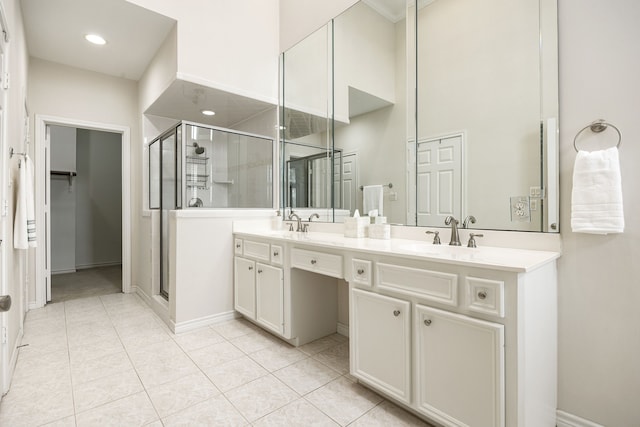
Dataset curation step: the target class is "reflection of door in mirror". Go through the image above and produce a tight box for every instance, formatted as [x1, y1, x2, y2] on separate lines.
[341, 153, 358, 216]
[416, 135, 463, 227]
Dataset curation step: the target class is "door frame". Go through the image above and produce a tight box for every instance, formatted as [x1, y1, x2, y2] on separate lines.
[34, 115, 131, 308]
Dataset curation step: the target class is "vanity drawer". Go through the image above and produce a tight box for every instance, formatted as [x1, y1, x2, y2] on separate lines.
[376, 263, 458, 306]
[291, 248, 343, 279]
[465, 277, 505, 318]
[271, 244, 284, 266]
[234, 238, 243, 255]
[351, 259, 372, 287]
[243, 240, 270, 261]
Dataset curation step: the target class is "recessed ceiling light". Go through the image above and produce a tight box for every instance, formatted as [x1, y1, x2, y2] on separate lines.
[201, 110, 216, 116]
[85, 34, 107, 45]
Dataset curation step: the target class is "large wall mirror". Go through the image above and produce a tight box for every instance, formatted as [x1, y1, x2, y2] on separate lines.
[280, 0, 559, 232]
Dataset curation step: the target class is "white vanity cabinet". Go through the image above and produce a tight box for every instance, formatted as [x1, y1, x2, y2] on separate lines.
[233, 229, 558, 427]
[233, 238, 284, 335]
[414, 304, 504, 427]
[349, 255, 556, 427]
[351, 288, 411, 404]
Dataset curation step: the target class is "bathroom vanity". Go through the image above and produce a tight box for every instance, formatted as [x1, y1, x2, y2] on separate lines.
[232, 228, 559, 427]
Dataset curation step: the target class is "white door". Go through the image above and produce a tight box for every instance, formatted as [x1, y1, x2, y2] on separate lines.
[256, 263, 283, 335]
[342, 154, 358, 215]
[415, 304, 505, 427]
[417, 135, 463, 227]
[233, 257, 256, 318]
[350, 288, 411, 404]
[0, 36, 8, 399]
[44, 125, 51, 301]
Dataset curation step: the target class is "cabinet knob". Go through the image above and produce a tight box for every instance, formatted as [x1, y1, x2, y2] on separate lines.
[310, 259, 317, 265]
[424, 319, 432, 326]
[273, 251, 279, 257]
[248, 266, 253, 270]
[393, 310, 401, 317]
[357, 268, 365, 275]
[478, 291, 487, 300]
[257, 269, 263, 274]
[236, 244, 241, 248]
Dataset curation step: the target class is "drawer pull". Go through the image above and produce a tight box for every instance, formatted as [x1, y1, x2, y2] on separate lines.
[273, 251, 279, 257]
[248, 266, 254, 271]
[478, 291, 487, 300]
[424, 319, 432, 326]
[393, 310, 401, 317]
[310, 259, 317, 265]
[357, 268, 365, 275]
[236, 244, 241, 248]
[257, 269, 263, 274]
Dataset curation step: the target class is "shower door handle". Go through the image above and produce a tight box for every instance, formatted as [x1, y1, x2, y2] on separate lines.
[0, 295, 11, 312]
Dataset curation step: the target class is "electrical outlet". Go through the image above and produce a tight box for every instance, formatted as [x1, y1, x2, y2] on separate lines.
[510, 196, 531, 222]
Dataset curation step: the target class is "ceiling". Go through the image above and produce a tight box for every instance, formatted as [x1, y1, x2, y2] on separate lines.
[20, 0, 276, 128]
[21, 0, 176, 80]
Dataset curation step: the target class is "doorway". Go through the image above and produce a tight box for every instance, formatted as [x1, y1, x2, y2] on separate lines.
[34, 116, 131, 308]
[48, 125, 122, 302]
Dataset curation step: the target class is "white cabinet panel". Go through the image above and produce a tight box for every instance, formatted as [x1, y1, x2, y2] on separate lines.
[351, 288, 411, 404]
[291, 247, 343, 278]
[256, 263, 284, 335]
[376, 262, 458, 306]
[415, 304, 505, 427]
[234, 257, 256, 318]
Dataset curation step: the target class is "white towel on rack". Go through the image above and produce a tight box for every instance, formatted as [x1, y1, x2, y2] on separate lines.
[571, 147, 624, 234]
[363, 185, 384, 217]
[14, 155, 37, 249]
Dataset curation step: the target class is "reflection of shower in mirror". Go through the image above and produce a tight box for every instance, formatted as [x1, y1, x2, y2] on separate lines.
[192, 142, 205, 154]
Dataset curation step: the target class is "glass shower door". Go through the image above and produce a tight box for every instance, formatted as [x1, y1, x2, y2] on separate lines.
[160, 128, 180, 300]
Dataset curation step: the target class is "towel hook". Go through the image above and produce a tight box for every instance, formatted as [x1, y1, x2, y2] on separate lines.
[573, 119, 621, 152]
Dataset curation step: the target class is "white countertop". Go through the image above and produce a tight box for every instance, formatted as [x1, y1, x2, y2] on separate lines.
[234, 230, 560, 273]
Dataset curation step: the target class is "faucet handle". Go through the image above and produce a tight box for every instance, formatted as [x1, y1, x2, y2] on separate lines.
[288, 223, 294, 232]
[467, 233, 484, 248]
[302, 224, 309, 233]
[425, 231, 441, 245]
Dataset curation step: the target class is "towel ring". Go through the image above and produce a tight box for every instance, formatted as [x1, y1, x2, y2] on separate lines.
[573, 119, 621, 152]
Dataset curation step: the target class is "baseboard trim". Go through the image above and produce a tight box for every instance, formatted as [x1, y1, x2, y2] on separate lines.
[557, 410, 605, 427]
[337, 322, 349, 338]
[51, 269, 76, 275]
[174, 311, 237, 334]
[4, 328, 23, 394]
[76, 262, 122, 270]
[28, 301, 43, 310]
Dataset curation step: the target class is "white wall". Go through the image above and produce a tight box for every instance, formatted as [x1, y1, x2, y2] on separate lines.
[3, 0, 31, 385]
[279, 0, 357, 51]
[75, 129, 122, 269]
[129, 0, 279, 104]
[27, 58, 139, 304]
[50, 125, 77, 273]
[557, 1, 640, 425]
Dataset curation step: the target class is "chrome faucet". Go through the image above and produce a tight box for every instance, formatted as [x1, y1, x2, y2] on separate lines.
[288, 212, 303, 232]
[444, 216, 461, 246]
[462, 215, 476, 229]
[309, 213, 320, 222]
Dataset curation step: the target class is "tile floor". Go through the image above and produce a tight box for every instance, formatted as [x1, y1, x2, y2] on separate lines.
[50, 266, 122, 303]
[0, 293, 432, 426]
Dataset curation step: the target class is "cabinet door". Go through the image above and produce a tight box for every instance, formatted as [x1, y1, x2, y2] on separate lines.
[415, 304, 505, 427]
[256, 263, 284, 335]
[351, 288, 411, 404]
[234, 257, 256, 318]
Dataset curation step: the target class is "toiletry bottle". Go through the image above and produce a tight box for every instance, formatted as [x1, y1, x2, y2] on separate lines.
[272, 210, 283, 230]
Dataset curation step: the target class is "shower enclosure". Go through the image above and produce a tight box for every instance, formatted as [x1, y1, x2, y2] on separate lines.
[148, 121, 275, 299]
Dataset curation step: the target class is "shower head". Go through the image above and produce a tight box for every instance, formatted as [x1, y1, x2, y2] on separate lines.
[192, 142, 205, 154]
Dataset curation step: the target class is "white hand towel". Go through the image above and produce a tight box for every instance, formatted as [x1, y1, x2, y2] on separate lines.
[13, 155, 37, 249]
[363, 185, 384, 217]
[571, 147, 624, 234]
[25, 155, 37, 247]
